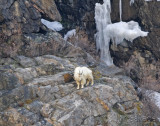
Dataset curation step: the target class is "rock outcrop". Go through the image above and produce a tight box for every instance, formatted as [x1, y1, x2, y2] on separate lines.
[0, 53, 145, 126]
[55, 0, 103, 39]
[0, 0, 61, 57]
[0, 0, 61, 36]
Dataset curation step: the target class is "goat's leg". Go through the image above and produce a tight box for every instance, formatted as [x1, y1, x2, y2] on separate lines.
[81, 79, 86, 89]
[91, 77, 94, 85]
[81, 83, 84, 88]
[86, 79, 90, 86]
[76, 81, 80, 89]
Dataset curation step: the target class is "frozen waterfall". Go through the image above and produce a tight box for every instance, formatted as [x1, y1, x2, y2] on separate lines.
[95, 0, 148, 66]
[95, 0, 113, 66]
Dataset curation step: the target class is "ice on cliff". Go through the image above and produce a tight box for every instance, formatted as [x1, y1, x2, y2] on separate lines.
[95, 0, 148, 66]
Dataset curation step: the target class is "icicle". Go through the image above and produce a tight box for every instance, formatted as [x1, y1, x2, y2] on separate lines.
[119, 0, 122, 21]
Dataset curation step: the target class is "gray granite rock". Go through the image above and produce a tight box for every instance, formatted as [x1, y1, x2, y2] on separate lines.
[0, 54, 149, 126]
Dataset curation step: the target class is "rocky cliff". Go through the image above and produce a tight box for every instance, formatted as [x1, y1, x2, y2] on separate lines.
[0, 52, 143, 126]
[55, 0, 160, 122]
[0, 0, 160, 125]
[0, 32, 146, 125]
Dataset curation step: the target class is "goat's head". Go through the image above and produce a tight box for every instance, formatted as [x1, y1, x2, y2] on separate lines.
[78, 70, 83, 78]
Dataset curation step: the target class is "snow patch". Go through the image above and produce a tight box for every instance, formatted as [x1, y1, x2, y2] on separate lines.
[145, 90, 160, 109]
[64, 29, 76, 41]
[41, 19, 63, 31]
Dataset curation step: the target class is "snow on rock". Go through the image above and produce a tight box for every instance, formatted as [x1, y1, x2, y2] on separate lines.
[41, 19, 63, 31]
[64, 29, 76, 41]
[104, 21, 148, 45]
[145, 90, 160, 109]
[130, 0, 135, 5]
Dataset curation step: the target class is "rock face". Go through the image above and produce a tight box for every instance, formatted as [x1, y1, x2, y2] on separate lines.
[0, 0, 61, 57]
[55, 0, 103, 39]
[0, 53, 146, 126]
[0, 0, 61, 36]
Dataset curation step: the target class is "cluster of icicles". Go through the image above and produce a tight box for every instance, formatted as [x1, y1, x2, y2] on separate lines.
[95, 0, 148, 66]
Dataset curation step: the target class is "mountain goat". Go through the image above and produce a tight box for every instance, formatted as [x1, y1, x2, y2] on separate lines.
[74, 67, 94, 89]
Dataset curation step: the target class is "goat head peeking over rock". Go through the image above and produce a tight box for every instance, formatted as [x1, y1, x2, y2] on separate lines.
[74, 67, 94, 89]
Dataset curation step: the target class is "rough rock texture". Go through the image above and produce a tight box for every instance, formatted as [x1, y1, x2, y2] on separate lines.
[0, 53, 149, 126]
[0, 0, 61, 36]
[0, 0, 61, 57]
[55, 0, 103, 39]
[64, 27, 99, 61]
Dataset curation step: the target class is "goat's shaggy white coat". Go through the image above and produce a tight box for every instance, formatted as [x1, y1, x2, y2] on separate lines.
[74, 67, 94, 89]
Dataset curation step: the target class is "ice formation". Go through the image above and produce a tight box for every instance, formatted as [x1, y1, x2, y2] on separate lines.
[104, 21, 148, 45]
[95, 0, 148, 66]
[41, 19, 63, 31]
[119, 0, 122, 21]
[95, 0, 113, 66]
[130, 0, 135, 5]
[64, 29, 76, 41]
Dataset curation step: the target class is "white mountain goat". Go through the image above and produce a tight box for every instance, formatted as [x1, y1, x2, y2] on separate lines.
[74, 67, 94, 89]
